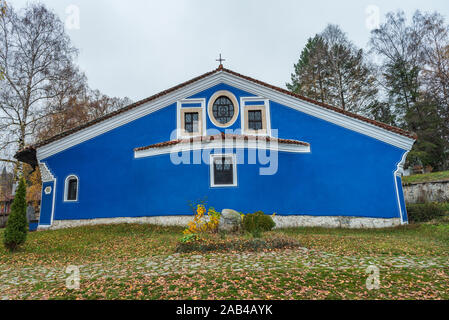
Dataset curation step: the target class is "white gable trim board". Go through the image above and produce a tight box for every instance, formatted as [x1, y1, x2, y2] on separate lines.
[220, 72, 415, 151]
[35, 70, 415, 161]
[36, 72, 224, 161]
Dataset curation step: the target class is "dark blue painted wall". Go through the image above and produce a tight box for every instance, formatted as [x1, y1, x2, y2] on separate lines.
[39, 181, 54, 225]
[40, 83, 407, 224]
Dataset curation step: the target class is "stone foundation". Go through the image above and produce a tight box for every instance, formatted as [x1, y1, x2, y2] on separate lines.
[39, 215, 402, 231]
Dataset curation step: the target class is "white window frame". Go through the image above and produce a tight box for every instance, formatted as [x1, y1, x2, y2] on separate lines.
[176, 98, 206, 139]
[209, 154, 238, 188]
[64, 174, 79, 202]
[240, 97, 271, 136]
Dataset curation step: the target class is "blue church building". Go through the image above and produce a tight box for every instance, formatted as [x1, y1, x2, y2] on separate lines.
[15, 65, 416, 229]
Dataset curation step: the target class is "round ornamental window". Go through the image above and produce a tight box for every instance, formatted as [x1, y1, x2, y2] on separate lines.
[212, 96, 234, 125]
[207, 90, 239, 127]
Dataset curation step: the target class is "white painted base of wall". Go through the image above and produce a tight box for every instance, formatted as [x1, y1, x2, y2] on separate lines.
[39, 215, 403, 231]
[273, 215, 402, 229]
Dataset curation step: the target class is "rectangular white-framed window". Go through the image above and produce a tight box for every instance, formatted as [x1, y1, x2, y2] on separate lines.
[240, 97, 271, 136]
[210, 154, 237, 188]
[177, 98, 206, 138]
[181, 108, 202, 135]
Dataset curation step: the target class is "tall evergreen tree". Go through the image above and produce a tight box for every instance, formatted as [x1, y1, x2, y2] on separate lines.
[3, 176, 27, 252]
[287, 25, 377, 114]
[321, 25, 378, 113]
[367, 100, 397, 126]
[287, 36, 329, 103]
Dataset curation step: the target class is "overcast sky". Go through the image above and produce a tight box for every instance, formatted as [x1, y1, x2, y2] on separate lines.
[10, 0, 449, 101]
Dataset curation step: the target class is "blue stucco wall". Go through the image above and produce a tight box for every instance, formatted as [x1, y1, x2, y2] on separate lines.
[39, 83, 407, 224]
[39, 181, 54, 225]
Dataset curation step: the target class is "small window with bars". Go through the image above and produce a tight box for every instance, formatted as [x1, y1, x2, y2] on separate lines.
[211, 155, 236, 187]
[184, 112, 199, 133]
[248, 110, 263, 131]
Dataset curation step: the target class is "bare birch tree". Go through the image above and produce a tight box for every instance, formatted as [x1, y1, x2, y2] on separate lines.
[370, 10, 449, 170]
[0, 3, 78, 170]
[418, 12, 449, 124]
[0, 1, 6, 81]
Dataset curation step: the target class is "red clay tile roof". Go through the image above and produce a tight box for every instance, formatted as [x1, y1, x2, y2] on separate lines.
[27, 68, 219, 151]
[17, 66, 417, 157]
[134, 132, 310, 152]
[221, 67, 417, 140]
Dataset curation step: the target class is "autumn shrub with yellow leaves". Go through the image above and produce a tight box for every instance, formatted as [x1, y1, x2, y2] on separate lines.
[182, 202, 221, 242]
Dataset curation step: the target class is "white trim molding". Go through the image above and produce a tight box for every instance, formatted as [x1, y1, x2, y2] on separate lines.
[36, 69, 416, 161]
[134, 138, 311, 158]
[394, 151, 409, 224]
[209, 153, 238, 188]
[63, 174, 79, 202]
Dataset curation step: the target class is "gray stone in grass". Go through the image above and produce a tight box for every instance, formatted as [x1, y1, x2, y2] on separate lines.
[218, 209, 242, 233]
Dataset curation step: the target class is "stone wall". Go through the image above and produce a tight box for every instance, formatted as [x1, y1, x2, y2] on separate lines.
[403, 180, 449, 204]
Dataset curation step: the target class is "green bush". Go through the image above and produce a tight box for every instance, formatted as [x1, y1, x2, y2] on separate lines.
[406, 202, 446, 223]
[242, 211, 275, 237]
[3, 177, 28, 252]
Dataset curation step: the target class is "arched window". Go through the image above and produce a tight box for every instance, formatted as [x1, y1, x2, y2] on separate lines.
[64, 175, 78, 201]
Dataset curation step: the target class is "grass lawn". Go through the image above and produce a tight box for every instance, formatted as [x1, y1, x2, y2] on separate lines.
[402, 170, 449, 185]
[1, 222, 448, 300]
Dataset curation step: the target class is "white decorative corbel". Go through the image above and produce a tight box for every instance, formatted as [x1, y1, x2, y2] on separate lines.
[396, 151, 409, 176]
[39, 162, 55, 182]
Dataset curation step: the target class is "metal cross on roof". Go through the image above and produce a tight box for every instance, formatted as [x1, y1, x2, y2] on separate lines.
[216, 54, 225, 66]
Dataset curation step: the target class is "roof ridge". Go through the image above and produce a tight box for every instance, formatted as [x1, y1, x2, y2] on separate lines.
[18, 65, 416, 154]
